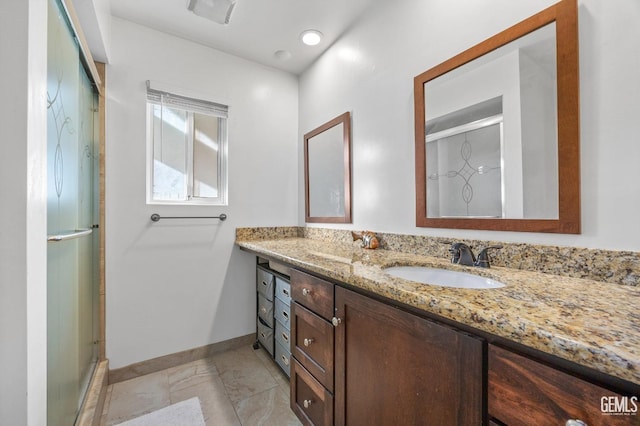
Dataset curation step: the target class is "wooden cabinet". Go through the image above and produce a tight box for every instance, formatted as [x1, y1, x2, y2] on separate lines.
[334, 286, 484, 425]
[489, 345, 637, 426]
[286, 265, 639, 426]
[292, 302, 335, 391]
[290, 270, 336, 426]
[291, 269, 335, 320]
[290, 268, 483, 426]
[291, 358, 334, 426]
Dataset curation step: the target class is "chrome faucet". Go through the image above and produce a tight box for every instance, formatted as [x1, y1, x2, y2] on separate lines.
[448, 243, 503, 268]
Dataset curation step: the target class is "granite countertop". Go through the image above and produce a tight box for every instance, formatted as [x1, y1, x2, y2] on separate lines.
[237, 237, 640, 386]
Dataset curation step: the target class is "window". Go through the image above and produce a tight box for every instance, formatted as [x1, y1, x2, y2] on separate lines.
[146, 82, 228, 205]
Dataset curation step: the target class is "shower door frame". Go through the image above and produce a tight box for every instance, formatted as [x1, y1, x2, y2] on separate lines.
[49, 0, 107, 423]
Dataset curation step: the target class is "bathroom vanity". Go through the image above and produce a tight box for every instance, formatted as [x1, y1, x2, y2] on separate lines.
[291, 269, 483, 425]
[238, 233, 640, 426]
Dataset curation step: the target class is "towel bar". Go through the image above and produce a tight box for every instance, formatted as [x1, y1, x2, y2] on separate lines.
[150, 213, 227, 222]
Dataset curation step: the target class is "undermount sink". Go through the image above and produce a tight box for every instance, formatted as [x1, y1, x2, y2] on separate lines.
[384, 266, 506, 289]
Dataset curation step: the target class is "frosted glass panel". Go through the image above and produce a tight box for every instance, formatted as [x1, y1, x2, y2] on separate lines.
[77, 66, 99, 397]
[47, 0, 99, 424]
[427, 123, 502, 218]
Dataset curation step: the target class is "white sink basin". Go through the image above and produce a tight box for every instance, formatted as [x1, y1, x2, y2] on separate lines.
[384, 266, 505, 289]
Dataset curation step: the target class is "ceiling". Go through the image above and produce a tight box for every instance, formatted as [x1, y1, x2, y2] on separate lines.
[109, 0, 375, 75]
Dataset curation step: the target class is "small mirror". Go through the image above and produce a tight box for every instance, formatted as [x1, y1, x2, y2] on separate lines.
[304, 112, 352, 223]
[414, 0, 580, 233]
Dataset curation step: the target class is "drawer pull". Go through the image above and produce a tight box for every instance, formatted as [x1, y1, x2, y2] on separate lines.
[332, 317, 342, 327]
[282, 310, 289, 319]
[303, 338, 314, 347]
[261, 307, 267, 314]
[303, 399, 313, 409]
[302, 288, 311, 296]
[282, 332, 289, 342]
[281, 355, 289, 366]
[566, 421, 587, 426]
[261, 280, 269, 287]
[282, 288, 289, 297]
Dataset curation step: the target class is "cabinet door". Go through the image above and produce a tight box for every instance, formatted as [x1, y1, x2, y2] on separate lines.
[489, 345, 637, 426]
[291, 359, 334, 426]
[291, 269, 334, 321]
[292, 302, 334, 391]
[334, 286, 483, 426]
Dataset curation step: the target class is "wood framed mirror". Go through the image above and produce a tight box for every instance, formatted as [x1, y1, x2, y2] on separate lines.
[414, 0, 580, 233]
[304, 112, 352, 223]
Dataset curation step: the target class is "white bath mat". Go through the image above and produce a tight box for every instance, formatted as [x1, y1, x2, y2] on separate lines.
[116, 397, 205, 426]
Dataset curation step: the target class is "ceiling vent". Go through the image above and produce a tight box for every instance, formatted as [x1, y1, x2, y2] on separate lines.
[187, 0, 236, 25]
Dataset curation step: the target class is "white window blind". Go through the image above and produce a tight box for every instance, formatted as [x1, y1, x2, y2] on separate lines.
[146, 85, 228, 118]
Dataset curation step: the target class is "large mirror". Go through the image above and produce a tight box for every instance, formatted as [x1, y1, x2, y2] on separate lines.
[304, 112, 352, 223]
[414, 0, 580, 233]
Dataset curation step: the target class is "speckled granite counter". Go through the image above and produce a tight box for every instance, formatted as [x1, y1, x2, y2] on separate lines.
[236, 236, 640, 386]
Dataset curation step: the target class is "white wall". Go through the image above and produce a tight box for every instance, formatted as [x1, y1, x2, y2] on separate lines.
[299, 0, 640, 252]
[71, 0, 112, 63]
[0, 0, 48, 424]
[520, 48, 558, 219]
[106, 18, 299, 369]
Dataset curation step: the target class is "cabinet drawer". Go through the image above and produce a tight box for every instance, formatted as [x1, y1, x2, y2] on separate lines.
[257, 294, 274, 328]
[291, 269, 334, 321]
[489, 345, 634, 426]
[257, 268, 275, 301]
[275, 277, 292, 305]
[257, 318, 274, 356]
[292, 302, 334, 391]
[275, 340, 291, 377]
[275, 319, 291, 350]
[291, 359, 333, 426]
[275, 297, 291, 328]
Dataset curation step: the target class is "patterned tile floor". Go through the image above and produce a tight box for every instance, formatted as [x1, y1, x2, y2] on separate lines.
[100, 345, 302, 425]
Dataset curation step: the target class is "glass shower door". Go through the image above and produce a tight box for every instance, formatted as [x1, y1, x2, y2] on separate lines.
[47, 0, 99, 424]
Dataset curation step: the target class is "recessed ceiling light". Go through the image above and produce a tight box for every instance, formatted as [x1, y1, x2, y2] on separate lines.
[300, 30, 323, 46]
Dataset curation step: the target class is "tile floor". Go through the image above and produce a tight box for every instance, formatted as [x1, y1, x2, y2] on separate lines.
[100, 345, 302, 425]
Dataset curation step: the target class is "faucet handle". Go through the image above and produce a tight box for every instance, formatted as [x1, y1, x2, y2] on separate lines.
[474, 245, 503, 268]
[449, 243, 475, 266]
[448, 242, 463, 263]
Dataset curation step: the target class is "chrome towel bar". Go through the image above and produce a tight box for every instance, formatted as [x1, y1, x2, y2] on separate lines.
[150, 213, 227, 222]
[47, 228, 93, 242]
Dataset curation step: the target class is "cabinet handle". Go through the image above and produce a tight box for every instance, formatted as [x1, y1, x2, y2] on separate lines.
[261, 307, 267, 314]
[566, 420, 587, 426]
[282, 332, 289, 342]
[303, 338, 314, 347]
[303, 399, 313, 409]
[332, 317, 342, 327]
[282, 288, 289, 296]
[302, 288, 311, 296]
[281, 355, 289, 366]
[282, 310, 289, 319]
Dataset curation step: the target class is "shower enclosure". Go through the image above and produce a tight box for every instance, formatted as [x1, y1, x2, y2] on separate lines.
[47, 0, 100, 424]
